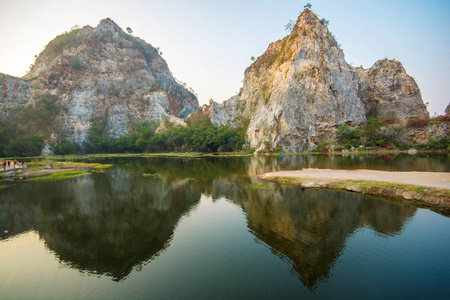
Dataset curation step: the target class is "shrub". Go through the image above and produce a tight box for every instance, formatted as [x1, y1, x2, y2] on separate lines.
[4, 136, 44, 157]
[315, 142, 328, 153]
[430, 115, 450, 122]
[46, 29, 82, 57]
[337, 124, 362, 147]
[262, 85, 270, 105]
[406, 116, 429, 127]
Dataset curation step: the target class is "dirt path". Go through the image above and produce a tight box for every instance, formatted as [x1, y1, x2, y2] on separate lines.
[262, 169, 450, 189]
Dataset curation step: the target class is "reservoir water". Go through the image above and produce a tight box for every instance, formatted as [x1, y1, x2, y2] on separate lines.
[1, 154, 449, 299]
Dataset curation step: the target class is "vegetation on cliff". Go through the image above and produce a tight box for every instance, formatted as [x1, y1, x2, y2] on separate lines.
[0, 93, 65, 157]
[50, 115, 246, 155]
[335, 115, 449, 152]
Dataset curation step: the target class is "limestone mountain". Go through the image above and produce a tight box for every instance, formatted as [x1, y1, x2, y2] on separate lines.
[209, 9, 429, 152]
[1, 18, 198, 144]
[355, 59, 428, 120]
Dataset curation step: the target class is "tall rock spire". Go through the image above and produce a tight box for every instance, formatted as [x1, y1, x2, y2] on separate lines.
[211, 8, 366, 152]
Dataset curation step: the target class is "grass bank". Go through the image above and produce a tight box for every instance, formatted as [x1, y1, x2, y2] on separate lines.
[261, 176, 450, 216]
[0, 160, 112, 188]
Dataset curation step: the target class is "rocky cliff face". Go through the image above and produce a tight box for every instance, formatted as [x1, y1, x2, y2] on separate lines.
[3, 18, 198, 144]
[355, 59, 428, 120]
[210, 9, 429, 151]
[211, 9, 367, 152]
[0, 73, 32, 118]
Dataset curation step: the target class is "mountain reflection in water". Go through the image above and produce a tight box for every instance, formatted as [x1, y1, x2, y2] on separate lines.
[212, 178, 415, 289]
[0, 156, 423, 287]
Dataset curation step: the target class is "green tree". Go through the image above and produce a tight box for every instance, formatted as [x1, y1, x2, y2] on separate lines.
[285, 20, 295, 31]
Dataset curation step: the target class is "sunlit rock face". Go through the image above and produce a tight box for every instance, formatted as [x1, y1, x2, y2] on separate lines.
[355, 59, 428, 120]
[211, 9, 366, 152]
[210, 9, 428, 152]
[3, 18, 198, 144]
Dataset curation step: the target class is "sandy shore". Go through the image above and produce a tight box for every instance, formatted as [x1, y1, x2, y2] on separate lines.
[262, 169, 450, 189]
[261, 168, 450, 214]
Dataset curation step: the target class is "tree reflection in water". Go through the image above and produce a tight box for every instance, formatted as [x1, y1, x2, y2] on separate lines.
[0, 155, 421, 286]
[0, 168, 201, 281]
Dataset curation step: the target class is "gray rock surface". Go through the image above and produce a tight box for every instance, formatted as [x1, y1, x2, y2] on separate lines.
[155, 115, 187, 133]
[210, 9, 430, 151]
[355, 59, 428, 120]
[3, 18, 198, 144]
[0, 73, 32, 118]
[211, 9, 367, 151]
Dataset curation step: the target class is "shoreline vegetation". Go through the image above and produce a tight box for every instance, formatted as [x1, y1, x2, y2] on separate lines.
[0, 161, 111, 187]
[260, 169, 450, 216]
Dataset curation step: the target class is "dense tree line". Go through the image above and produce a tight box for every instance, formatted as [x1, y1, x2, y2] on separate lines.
[0, 94, 63, 157]
[55, 116, 246, 155]
[0, 95, 246, 157]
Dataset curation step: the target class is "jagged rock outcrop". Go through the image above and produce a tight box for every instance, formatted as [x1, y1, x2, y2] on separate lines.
[3, 18, 198, 144]
[210, 9, 429, 152]
[355, 59, 428, 119]
[445, 103, 450, 115]
[211, 9, 367, 152]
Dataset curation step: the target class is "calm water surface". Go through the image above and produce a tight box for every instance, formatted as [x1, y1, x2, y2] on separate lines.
[1, 154, 449, 299]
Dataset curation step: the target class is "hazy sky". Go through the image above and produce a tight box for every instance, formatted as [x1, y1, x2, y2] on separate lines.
[1, 0, 449, 115]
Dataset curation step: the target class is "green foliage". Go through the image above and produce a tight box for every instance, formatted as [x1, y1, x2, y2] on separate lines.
[45, 29, 82, 58]
[52, 140, 83, 155]
[415, 137, 450, 151]
[336, 115, 448, 151]
[337, 124, 362, 148]
[366, 105, 378, 119]
[78, 115, 245, 155]
[64, 56, 85, 71]
[320, 18, 329, 27]
[3, 136, 44, 157]
[314, 142, 329, 153]
[262, 85, 270, 105]
[0, 93, 65, 157]
[285, 20, 295, 32]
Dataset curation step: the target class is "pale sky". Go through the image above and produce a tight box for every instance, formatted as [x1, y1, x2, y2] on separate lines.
[1, 0, 449, 115]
